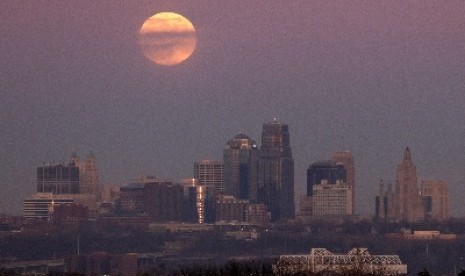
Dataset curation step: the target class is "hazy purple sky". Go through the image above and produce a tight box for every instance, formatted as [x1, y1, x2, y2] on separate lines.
[1, 1, 464, 216]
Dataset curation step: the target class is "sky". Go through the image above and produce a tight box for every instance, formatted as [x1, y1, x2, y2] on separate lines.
[1, 1, 464, 216]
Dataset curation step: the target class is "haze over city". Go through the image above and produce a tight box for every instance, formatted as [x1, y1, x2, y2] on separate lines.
[1, 1, 464, 216]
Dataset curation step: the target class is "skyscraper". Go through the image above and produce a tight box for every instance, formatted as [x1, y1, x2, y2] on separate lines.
[181, 178, 207, 224]
[194, 160, 224, 222]
[194, 160, 224, 198]
[312, 180, 353, 217]
[78, 152, 99, 197]
[306, 160, 346, 196]
[395, 147, 424, 223]
[304, 157, 352, 218]
[332, 151, 355, 211]
[421, 180, 449, 222]
[144, 180, 184, 222]
[37, 160, 80, 194]
[257, 118, 294, 221]
[375, 180, 396, 221]
[31, 153, 100, 217]
[223, 132, 258, 200]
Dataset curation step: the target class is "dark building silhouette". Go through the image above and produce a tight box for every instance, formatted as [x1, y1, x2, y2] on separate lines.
[223, 132, 258, 200]
[144, 181, 184, 222]
[215, 195, 249, 223]
[307, 160, 346, 196]
[37, 162, 80, 194]
[119, 183, 145, 216]
[181, 179, 207, 224]
[257, 119, 294, 221]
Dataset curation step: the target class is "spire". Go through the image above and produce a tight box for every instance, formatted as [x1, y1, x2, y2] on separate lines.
[403, 147, 411, 162]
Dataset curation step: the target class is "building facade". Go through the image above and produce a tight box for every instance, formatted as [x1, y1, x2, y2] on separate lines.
[144, 181, 184, 222]
[223, 132, 258, 200]
[119, 183, 145, 215]
[181, 178, 207, 224]
[375, 180, 396, 221]
[23, 193, 75, 219]
[307, 160, 346, 196]
[375, 148, 450, 223]
[245, 203, 270, 227]
[312, 180, 353, 217]
[194, 160, 224, 198]
[34, 153, 99, 216]
[257, 119, 294, 221]
[215, 195, 249, 223]
[77, 153, 99, 197]
[421, 180, 449, 222]
[274, 248, 407, 275]
[332, 151, 355, 212]
[37, 162, 80, 194]
[395, 147, 424, 223]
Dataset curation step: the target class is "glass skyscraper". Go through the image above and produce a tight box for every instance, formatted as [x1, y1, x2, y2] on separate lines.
[257, 119, 294, 221]
[223, 132, 258, 200]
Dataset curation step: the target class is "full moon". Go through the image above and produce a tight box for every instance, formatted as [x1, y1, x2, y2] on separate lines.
[139, 12, 196, 66]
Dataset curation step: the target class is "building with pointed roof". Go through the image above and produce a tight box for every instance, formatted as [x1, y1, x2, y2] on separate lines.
[395, 147, 424, 223]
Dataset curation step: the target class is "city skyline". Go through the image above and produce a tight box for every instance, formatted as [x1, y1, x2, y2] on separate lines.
[1, 1, 464, 216]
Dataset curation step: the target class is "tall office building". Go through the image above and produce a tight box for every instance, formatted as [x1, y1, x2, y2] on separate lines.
[194, 160, 224, 198]
[421, 180, 449, 222]
[31, 153, 99, 217]
[376, 149, 449, 223]
[144, 180, 184, 222]
[181, 178, 207, 224]
[78, 152, 99, 197]
[223, 132, 258, 200]
[37, 161, 80, 194]
[312, 180, 353, 217]
[306, 160, 346, 196]
[395, 147, 424, 223]
[375, 180, 396, 221]
[194, 160, 224, 222]
[257, 118, 294, 221]
[332, 151, 355, 211]
[37, 153, 99, 196]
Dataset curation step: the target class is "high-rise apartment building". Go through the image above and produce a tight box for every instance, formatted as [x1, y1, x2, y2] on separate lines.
[257, 119, 294, 221]
[395, 147, 424, 223]
[223, 132, 258, 200]
[421, 180, 449, 222]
